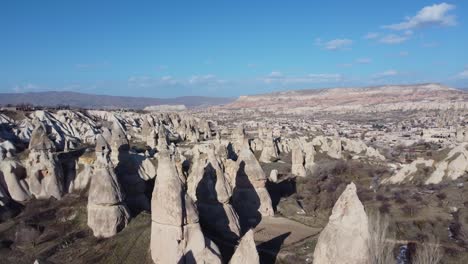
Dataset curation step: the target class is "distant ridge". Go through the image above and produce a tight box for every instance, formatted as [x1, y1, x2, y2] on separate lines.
[226, 83, 468, 110]
[0, 91, 236, 109]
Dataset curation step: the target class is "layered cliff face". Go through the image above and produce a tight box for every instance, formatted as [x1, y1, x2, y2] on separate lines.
[225, 84, 468, 113]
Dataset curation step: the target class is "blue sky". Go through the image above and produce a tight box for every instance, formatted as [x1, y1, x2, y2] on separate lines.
[1, 1, 468, 97]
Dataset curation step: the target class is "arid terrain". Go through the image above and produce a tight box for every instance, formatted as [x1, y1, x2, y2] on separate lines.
[1, 84, 468, 263]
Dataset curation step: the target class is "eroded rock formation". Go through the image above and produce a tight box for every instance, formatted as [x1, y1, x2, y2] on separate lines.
[313, 182, 370, 264]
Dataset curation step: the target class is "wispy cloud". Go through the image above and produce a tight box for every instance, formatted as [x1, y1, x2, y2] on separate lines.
[128, 74, 227, 88]
[456, 69, 468, 79]
[316, 38, 353, 50]
[262, 71, 343, 84]
[363, 32, 380, 39]
[355, 58, 372, 64]
[189, 74, 226, 85]
[12, 83, 41, 93]
[383, 3, 456, 31]
[379, 34, 409, 44]
[374, 70, 398, 79]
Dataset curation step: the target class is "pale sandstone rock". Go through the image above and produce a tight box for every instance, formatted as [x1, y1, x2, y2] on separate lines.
[232, 145, 274, 226]
[383, 158, 434, 184]
[151, 150, 222, 264]
[259, 129, 279, 163]
[291, 140, 306, 177]
[304, 142, 316, 172]
[426, 143, 468, 184]
[313, 182, 370, 264]
[0, 152, 31, 202]
[87, 135, 130, 238]
[187, 144, 241, 242]
[26, 124, 64, 200]
[269, 169, 278, 183]
[70, 163, 93, 192]
[229, 229, 260, 264]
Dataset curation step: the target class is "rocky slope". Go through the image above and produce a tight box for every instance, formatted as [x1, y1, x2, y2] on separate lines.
[225, 83, 468, 113]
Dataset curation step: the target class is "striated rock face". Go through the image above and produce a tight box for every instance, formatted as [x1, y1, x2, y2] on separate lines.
[313, 182, 370, 264]
[229, 229, 260, 264]
[269, 169, 278, 183]
[291, 140, 306, 177]
[187, 144, 241, 243]
[232, 145, 274, 228]
[110, 120, 129, 164]
[341, 138, 385, 161]
[225, 83, 466, 114]
[456, 127, 468, 143]
[26, 123, 64, 200]
[426, 143, 468, 184]
[87, 135, 130, 238]
[157, 124, 169, 151]
[29, 122, 56, 152]
[383, 158, 434, 184]
[312, 136, 342, 159]
[304, 142, 316, 172]
[150, 150, 222, 264]
[0, 145, 30, 202]
[233, 124, 247, 153]
[259, 128, 279, 163]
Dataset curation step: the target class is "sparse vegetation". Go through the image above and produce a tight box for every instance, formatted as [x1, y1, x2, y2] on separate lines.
[367, 211, 394, 264]
[413, 235, 443, 264]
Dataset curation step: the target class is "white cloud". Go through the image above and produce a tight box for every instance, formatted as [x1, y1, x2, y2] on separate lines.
[189, 74, 226, 85]
[356, 58, 372, 64]
[364, 32, 380, 39]
[379, 34, 409, 44]
[263, 72, 343, 84]
[128, 74, 226, 88]
[457, 69, 468, 79]
[374, 70, 398, 78]
[12, 83, 40, 93]
[316, 38, 353, 50]
[323, 39, 353, 50]
[383, 3, 456, 30]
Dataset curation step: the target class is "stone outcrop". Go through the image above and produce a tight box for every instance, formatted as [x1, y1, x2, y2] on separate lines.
[233, 124, 247, 153]
[87, 135, 130, 238]
[259, 128, 279, 163]
[26, 123, 64, 200]
[229, 229, 260, 264]
[304, 142, 316, 172]
[232, 145, 274, 228]
[69, 153, 94, 192]
[187, 144, 241, 243]
[341, 138, 385, 161]
[312, 136, 342, 159]
[151, 150, 222, 264]
[426, 143, 468, 184]
[313, 182, 370, 264]
[291, 140, 306, 177]
[269, 169, 278, 182]
[110, 120, 129, 164]
[383, 158, 434, 184]
[0, 146, 30, 202]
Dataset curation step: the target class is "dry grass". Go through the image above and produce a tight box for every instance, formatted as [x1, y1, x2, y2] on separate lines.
[367, 211, 394, 264]
[413, 235, 442, 264]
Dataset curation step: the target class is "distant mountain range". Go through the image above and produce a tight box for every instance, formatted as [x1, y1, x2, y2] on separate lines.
[0, 91, 236, 109]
